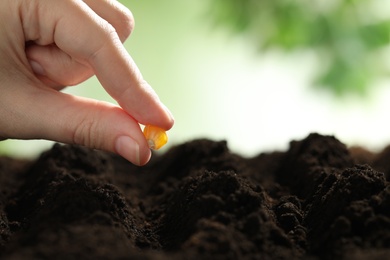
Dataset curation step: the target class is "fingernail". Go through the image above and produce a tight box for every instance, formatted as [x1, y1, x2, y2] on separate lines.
[29, 60, 46, 76]
[115, 136, 143, 165]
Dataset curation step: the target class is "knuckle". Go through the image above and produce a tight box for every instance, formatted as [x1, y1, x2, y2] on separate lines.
[101, 20, 118, 39]
[116, 7, 135, 40]
[86, 22, 118, 63]
[72, 118, 94, 148]
[71, 112, 101, 149]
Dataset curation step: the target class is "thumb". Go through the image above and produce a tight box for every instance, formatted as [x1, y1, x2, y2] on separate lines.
[52, 93, 153, 166]
[3, 86, 152, 166]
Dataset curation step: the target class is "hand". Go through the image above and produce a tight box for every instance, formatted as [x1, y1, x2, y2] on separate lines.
[0, 0, 174, 166]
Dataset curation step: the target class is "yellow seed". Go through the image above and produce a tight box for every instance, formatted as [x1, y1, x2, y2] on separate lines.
[143, 125, 168, 150]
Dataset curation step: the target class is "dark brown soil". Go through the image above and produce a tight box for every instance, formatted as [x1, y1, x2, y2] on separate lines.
[0, 133, 389, 259]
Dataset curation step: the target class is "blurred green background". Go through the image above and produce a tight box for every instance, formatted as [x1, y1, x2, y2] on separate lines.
[1, 0, 390, 158]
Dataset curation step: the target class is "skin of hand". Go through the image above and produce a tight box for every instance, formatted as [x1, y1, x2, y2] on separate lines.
[0, 0, 174, 166]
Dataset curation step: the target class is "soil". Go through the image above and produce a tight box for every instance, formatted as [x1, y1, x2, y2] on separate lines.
[0, 133, 389, 259]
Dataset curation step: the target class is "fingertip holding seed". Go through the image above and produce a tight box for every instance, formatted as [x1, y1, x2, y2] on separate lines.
[143, 125, 168, 150]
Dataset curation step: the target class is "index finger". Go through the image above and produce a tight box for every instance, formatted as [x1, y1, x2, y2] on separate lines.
[35, 0, 174, 130]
